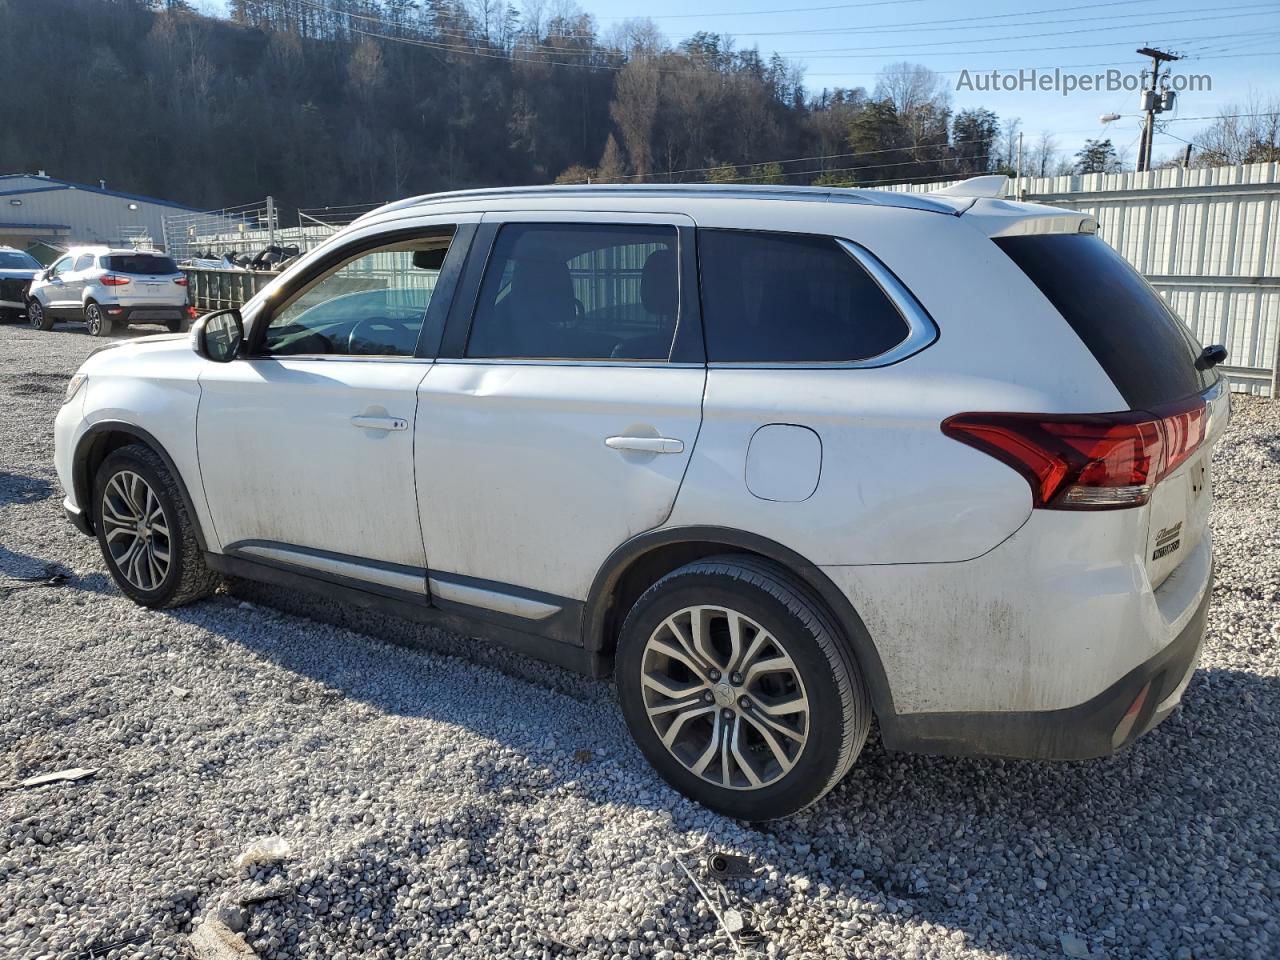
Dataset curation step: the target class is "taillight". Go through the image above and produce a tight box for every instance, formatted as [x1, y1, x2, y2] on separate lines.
[942, 395, 1207, 510]
[173, 276, 188, 286]
[100, 273, 130, 286]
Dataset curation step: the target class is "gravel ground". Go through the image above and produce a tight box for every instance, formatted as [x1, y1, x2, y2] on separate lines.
[2, 321, 1278, 960]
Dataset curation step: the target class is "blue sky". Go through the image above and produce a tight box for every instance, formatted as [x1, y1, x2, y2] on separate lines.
[198, 0, 1280, 166]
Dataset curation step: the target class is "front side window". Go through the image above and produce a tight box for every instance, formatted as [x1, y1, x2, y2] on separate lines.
[50, 256, 72, 277]
[466, 223, 679, 361]
[698, 230, 911, 363]
[261, 233, 453, 357]
[73, 254, 94, 272]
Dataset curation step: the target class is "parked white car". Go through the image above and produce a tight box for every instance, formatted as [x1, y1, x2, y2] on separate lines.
[53, 180, 1229, 819]
[28, 246, 190, 336]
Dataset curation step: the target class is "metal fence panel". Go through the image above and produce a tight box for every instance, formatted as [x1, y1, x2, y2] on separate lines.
[883, 162, 1280, 396]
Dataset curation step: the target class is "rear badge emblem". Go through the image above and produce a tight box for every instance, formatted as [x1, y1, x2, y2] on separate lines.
[1152, 521, 1183, 561]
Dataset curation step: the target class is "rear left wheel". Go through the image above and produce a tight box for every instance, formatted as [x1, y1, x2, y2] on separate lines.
[84, 301, 113, 337]
[93, 444, 221, 608]
[615, 555, 872, 820]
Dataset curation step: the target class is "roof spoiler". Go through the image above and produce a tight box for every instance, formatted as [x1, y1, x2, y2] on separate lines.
[928, 175, 1010, 199]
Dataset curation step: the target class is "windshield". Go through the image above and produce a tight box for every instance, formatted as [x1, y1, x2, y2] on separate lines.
[0, 251, 40, 270]
[105, 254, 180, 274]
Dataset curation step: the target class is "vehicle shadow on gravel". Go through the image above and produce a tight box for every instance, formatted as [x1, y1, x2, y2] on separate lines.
[160, 584, 1278, 959]
[762, 665, 1279, 958]
[0, 471, 53, 505]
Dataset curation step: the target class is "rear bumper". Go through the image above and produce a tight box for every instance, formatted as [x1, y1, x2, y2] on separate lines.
[102, 304, 186, 324]
[884, 569, 1211, 760]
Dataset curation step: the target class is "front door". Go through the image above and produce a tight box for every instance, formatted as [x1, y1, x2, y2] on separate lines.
[196, 221, 466, 597]
[415, 214, 706, 608]
[44, 255, 74, 313]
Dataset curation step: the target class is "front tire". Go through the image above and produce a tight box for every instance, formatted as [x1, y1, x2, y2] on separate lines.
[93, 444, 221, 608]
[84, 300, 113, 337]
[28, 299, 53, 331]
[615, 556, 872, 820]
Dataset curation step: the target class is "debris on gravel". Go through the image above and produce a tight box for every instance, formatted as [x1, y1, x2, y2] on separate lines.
[2, 325, 1278, 960]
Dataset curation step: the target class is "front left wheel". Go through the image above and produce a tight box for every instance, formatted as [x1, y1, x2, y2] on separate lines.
[615, 556, 872, 820]
[93, 444, 221, 608]
[28, 299, 53, 331]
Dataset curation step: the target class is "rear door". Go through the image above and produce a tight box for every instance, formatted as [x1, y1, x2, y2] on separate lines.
[63, 252, 95, 311]
[414, 213, 705, 608]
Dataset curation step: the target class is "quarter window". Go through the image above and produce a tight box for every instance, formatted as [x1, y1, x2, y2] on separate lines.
[262, 234, 453, 357]
[466, 223, 680, 361]
[698, 230, 911, 363]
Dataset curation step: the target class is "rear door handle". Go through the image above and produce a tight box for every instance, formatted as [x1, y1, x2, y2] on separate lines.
[351, 415, 408, 431]
[605, 436, 685, 454]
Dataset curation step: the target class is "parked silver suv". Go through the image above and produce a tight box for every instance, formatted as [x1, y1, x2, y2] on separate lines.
[28, 246, 190, 336]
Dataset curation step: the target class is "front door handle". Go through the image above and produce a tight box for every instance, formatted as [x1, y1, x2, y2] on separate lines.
[351, 415, 408, 432]
[605, 436, 685, 454]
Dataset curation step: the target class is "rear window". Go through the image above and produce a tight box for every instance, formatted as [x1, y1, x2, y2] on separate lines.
[104, 254, 179, 275]
[995, 234, 1215, 408]
[698, 230, 910, 363]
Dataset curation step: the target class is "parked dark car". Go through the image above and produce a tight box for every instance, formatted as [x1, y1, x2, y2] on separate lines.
[0, 246, 42, 322]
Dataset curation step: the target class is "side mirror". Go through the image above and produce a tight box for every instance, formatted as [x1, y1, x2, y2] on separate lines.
[192, 309, 244, 363]
[1195, 343, 1228, 371]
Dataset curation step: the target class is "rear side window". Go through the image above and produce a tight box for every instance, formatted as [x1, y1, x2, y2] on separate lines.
[466, 223, 680, 361]
[105, 255, 179, 274]
[73, 254, 94, 271]
[698, 230, 911, 363]
[995, 234, 1214, 408]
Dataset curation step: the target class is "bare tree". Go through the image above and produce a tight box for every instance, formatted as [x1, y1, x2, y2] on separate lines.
[1028, 131, 1058, 178]
[610, 56, 660, 180]
[1191, 94, 1280, 166]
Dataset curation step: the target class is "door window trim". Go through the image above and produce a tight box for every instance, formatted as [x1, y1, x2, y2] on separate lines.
[244, 222, 476, 361]
[697, 227, 938, 370]
[436, 217, 706, 367]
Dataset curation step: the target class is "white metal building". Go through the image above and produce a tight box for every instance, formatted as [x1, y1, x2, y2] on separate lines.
[0, 173, 197, 257]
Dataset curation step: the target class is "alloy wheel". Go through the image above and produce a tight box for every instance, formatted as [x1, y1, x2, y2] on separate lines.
[28, 301, 43, 328]
[640, 605, 810, 790]
[85, 303, 102, 335]
[100, 470, 171, 592]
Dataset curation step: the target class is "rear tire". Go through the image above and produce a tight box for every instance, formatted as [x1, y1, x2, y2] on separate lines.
[166, 317, 186, 333]
[28, 299, 53, 331]
[615, 555, 872, 820]
[93, 444, 221, 608]
[84, 301, 113, 337]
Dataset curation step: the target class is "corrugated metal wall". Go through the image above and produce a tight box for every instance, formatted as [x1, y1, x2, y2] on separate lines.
[0, 176, 189, 252]
[885, 162, 1280, 396]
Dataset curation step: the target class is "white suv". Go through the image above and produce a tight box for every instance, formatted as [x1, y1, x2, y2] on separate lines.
[28, 246, 190, 336]
[53, 181, 1229, 819]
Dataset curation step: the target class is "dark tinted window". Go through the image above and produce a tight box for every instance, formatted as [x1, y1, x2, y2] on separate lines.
[698, 230, 910, 363]
[105, 254, 179, 274]
[996, 234, 1214, 408]
[0, 251, 39, 269]
[467, 223, 679, 361]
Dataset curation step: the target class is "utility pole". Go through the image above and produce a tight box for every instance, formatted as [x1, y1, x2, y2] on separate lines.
[1136, 47, 1180, 173]
[1016, 130, 1024, 199]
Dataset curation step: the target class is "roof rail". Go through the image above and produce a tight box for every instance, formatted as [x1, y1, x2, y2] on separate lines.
[353, 182, 959, 225]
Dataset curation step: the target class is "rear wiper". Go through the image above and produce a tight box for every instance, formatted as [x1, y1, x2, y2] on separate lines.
[1195, 344, 1227, 371]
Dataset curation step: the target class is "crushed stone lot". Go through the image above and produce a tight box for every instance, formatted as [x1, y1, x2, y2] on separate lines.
[2, 322, 1278, 960]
